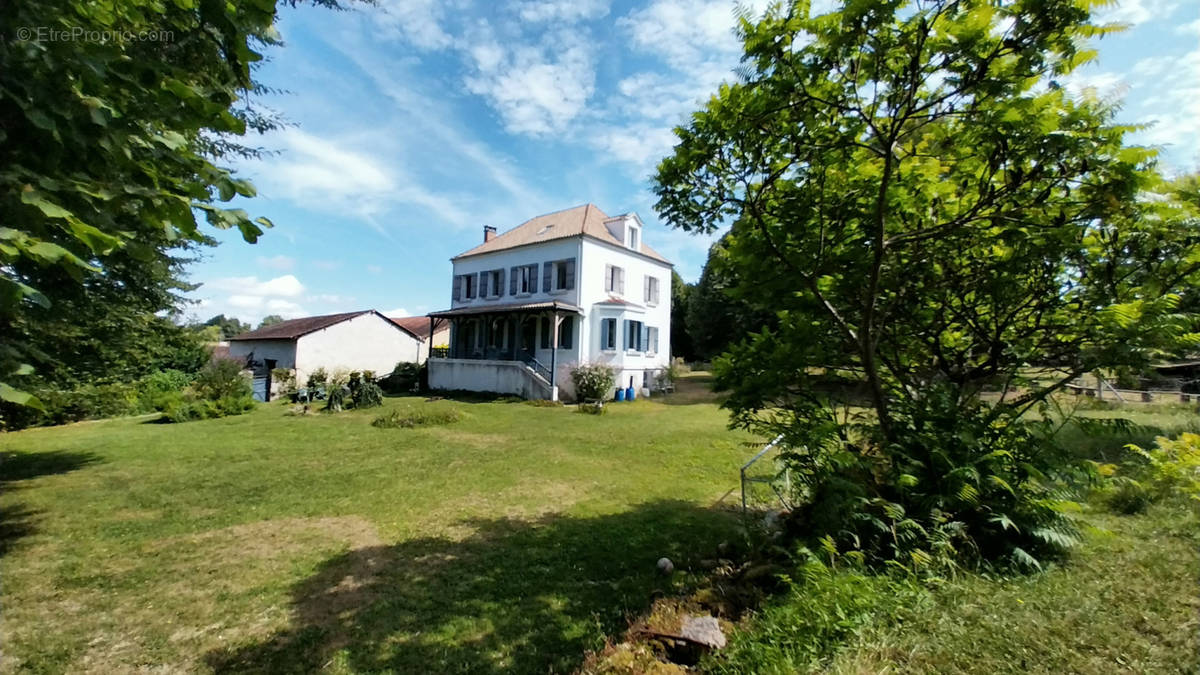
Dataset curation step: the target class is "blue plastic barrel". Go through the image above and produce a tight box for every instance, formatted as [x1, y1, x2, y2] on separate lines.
[626, 386, 636, 401]
[615, 388, 625, 402]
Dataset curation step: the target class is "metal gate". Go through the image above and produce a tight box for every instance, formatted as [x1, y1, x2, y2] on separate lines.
[251, 376, 268, 402]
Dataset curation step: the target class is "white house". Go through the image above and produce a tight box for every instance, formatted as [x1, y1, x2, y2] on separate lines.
[427, 204, 673, 400]
[228, 310, 431, 400]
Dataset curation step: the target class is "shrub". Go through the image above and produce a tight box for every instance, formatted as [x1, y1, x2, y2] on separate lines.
[1098, 433, 1200, 513]
[570, 364, 616, 403]
[350, 371, 384, 409]
[193, 359, 252, 400]
[776, 387, 1081, 572]
[271, 368, 296, 395]
[371, 407, 462, 428]
[306, 367, 329, 391]
[380, 362, 423, 394]
[576, 402, 606, 415]
[324, 370, 349, 412]
[136, 369, 193, 412]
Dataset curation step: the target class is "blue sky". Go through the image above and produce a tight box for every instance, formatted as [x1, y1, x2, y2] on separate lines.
[185, 0, 1200, 324]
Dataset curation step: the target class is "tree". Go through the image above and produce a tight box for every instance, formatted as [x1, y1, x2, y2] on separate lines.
[201, 314, 252, 340]
[669, 271, 697, 361]
[654, 0, 1200, 568]
[257, 314, 285, 329]
[686, 235, 776, 360]
[0, 0, 340, 407]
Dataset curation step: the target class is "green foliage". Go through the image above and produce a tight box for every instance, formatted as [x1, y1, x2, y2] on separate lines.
[687, 235, 776, 360]
[1097, 433, 1200, 513]
[670, 270, 698, 361]
[570, 364, 617, 403]
[0, 0, 346, 403]
[349, 371, 384, 409]
[257, 315, 285, 329]
[324, 371, 349, 412]
[271, 368, 296, 395]
[164, 394, 255, 423]
[708, 552, 926, 673]
[576, 402, 607, 415]
[380, 362, 423, 394]
[201, 315, 253, 340]
[306, 367, 329, 391]
[371, 407, 463, 429]
[653, 0, 1200, 569]
[192, 360, 251, 401]
[526, 399, 564, 407]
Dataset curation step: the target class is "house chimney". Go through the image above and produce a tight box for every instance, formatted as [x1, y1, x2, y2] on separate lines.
[483, 225, 497, 242]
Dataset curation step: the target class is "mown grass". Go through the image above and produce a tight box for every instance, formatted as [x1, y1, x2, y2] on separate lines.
[0, 373, 753, 673]
[4, 378, 1199, 673]
[701, 400, 1200, 674]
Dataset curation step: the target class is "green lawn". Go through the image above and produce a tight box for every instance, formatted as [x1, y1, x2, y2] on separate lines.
[0, 374, 754, 673]
[4, 380, 1199, 674]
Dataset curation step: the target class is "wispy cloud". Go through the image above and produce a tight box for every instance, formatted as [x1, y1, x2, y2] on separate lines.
[255, 254, 296, 271]
[464, 29, 596, 136]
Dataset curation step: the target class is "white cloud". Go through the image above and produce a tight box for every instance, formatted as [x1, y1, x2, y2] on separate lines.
[590, 125, 679, 174]
[384, 307, 411, 316]
[1177, 17, 1200, 36]
[374, 0, 455, 49]
[247, 128, 475, 228]
[464, 32, 595, 136]
[255, 254, 295, 271]
[618, 0, 749, 70]
[208, 274, 305, 298]
[1127, 46, 1200, 161]
[1093, 0, 1179, 26]
[1062, 68, 1126, 99]
[367, 264, 384, 275]
[513, 0, 609, 23]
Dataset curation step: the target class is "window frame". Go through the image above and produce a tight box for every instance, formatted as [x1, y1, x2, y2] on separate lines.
[600, 317, 617, 351]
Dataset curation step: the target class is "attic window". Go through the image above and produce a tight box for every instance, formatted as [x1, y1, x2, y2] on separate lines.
[536, 224, 555, 235]
[628, 227, 640, 251]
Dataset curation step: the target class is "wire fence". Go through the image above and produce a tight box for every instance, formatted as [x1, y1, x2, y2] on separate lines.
[740, 434, 794, 514]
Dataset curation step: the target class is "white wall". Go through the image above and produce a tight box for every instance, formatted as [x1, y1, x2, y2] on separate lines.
[442, 226, 672, 399]
[295, 312, 424, 382]
[578, 237, 673, 395]
[450, 238, 583, 309]
[227, 339, 296, 370]
[429, 358, 552, 398]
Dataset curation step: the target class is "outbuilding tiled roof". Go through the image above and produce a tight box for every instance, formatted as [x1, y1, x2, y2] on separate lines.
[453, 204, 671, 264]
[229, 311, 372, 341]
[389, 316, 446, 340]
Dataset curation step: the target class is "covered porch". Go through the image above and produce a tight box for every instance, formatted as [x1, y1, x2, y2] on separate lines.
[425, 301, 582, 399]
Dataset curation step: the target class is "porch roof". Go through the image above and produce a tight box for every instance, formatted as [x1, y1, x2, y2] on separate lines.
[428, 300, 583, 318]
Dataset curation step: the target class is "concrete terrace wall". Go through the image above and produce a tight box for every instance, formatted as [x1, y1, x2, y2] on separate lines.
[429, 359, 551, 399]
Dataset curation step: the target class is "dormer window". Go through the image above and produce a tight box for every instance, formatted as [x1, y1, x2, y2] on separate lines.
[628, 227, 640, 251]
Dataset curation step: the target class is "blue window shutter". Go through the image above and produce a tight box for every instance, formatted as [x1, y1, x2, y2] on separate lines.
[529, 264, 539, 293]
[509, 267, 518, 295]
[453, 275, 462, 301]
[641, 324, 649, 352]
[478, 271, 487, 298]
[497, 268, 506, 297]
[543, 262, 552, 292]
[565, 258, 576, 290]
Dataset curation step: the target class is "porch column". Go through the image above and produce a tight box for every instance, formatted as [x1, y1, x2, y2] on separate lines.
[549, 310, 560, 401]
[427, 316, 435, 362]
